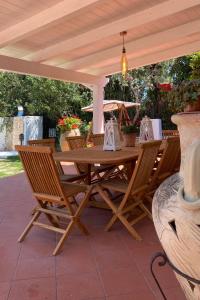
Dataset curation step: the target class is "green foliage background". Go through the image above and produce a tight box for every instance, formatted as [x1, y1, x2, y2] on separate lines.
[0, 51, 200, 131]
[0, 73, 92, 122]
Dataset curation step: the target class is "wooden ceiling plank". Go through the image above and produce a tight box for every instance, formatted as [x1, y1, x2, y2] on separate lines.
[94, 39, 200, 75]
[65, 19, 200, 71]
[0, 0, 100, 48]
[0, 54, 100, 84]
[24, 0, 200, 62]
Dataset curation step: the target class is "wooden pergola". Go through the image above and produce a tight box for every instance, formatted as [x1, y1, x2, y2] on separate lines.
[0, 0, 200, 132]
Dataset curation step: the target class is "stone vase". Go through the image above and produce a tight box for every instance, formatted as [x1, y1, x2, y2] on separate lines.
[60, 129, 80, 151]
[152, 112, 200, 300]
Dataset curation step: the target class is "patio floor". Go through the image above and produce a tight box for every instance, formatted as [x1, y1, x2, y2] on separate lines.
[0, 165, 185, 300]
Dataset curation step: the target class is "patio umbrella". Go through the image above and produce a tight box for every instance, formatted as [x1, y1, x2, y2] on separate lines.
[82, 100, 140, 113]
[82, 100, 140, 141]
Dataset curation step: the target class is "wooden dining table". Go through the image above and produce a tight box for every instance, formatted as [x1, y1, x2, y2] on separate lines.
[53, 142, 165, 184]
[53, 145, 141, 184]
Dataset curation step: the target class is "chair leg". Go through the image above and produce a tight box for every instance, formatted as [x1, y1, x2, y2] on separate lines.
[139, 203, 152, 220]
[118, 213, 142, 241]
[18, 211, 41, 242]
[76, 219, 89, 235]
[105, 214, 118, 231]
[53, 220, 74, 256]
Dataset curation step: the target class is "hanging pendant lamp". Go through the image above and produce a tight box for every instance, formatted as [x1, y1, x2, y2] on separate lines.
[120, 31, 128, 79]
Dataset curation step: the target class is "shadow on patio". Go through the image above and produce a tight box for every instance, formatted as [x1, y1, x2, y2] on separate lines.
[0, 165, 185, 300]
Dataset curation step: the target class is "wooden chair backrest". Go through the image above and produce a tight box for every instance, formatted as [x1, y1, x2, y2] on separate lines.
[127, 141, 162, 196]
[28, 138, 64, 175]
[66, 136, 86, 150]
[65, 136, 87, 173]
[90, 134, 104, 146]
[28, 138, 56, 152]
[15, 145, 67, 206]
[152, 136, 180, 184]
[162, 130, 179, 139]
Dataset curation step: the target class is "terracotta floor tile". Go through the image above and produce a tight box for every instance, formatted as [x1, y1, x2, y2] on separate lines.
[0, 172, 186, 300]
[56, 242, 96, 276]
[106, 290, 156, 300]
[0, 238, 21, 260]
[56, 272, 105, 300]
[8, 277, 56, 300]
[14, 257, 55, 280]
[154, 285, 186, 300]
[0, 282, 11, 300]
[100, 266, 151, 296]
[0, 259, 18, 283]
[19, 230, 56, 259]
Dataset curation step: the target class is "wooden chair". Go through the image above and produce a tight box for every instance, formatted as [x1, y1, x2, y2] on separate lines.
[28, 138, 86, 183]
[66, 136, 113, 183]
[150, 136, 180, 188]
[15, 145, 92, 256]
[162, 130, 179, 139]
[96, 140, 162, 240]
[90, 134, 104, 146]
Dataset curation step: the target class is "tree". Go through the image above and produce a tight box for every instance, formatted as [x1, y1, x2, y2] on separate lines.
[0, 72, 92, 121]
[190, 52, 200, 79]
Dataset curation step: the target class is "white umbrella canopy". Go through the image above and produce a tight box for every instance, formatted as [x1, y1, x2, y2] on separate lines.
[82, 100, 140, 113]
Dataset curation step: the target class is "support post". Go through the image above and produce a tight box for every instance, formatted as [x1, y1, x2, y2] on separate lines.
[92, 77, 108, 134]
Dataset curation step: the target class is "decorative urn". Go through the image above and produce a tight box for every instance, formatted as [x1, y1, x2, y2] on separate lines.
[152, 112, 200, 299]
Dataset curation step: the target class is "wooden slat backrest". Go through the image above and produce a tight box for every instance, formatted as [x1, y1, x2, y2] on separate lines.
[90, 134, 104, 146]
[15, 145, 66, 204]
[152, 137, 180, 184]
[127, 141, 162, 196]
[162, 130, 179, 139]
[66, 136, 87, 173]
[28, 138, 64, 175]
[28, 138, 56, 152]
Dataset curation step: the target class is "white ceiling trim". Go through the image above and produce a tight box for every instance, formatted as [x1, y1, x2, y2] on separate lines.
[0, 55, 100, 85]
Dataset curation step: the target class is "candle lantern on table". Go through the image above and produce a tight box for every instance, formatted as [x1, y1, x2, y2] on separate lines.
[103, 119, 121, 151]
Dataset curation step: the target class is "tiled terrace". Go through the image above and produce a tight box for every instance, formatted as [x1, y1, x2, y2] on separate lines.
[0, 165, 185, 300]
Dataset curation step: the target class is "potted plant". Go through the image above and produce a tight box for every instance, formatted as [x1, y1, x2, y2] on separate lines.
[121, 123, 138, 147]
[167, 80, 200, 113]
[57, 115, 81, 151]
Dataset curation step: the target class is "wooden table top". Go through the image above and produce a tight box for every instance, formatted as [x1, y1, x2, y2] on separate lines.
[54, 145, 140, 164]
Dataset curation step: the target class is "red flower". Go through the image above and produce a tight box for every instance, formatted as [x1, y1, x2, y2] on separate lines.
[58, 119, 64, 125]
[72, 124, 78, 129]
[158, 83, 172, 92]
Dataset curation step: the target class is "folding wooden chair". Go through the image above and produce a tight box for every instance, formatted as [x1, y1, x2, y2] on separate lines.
[151, 137, 180, 188]
[28, 138, 87, 183]
[146, 137, 180, 203]
[90, 134, 104, 146]
[15, 145, 92, 256]
[162, 130, 179, 139]
[66, 136, 113, 183]
[96, 140, 162, 240]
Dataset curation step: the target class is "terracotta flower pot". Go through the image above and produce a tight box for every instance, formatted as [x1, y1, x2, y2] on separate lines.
[60, 129, 80, 151]
[123, 133, 136, 147]
[184, 97, 200, 112]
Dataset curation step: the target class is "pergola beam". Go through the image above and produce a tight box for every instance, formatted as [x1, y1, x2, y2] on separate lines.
[0, 55, 99, 85]
[64, 19, 200, 71]
[24, 0, 200, 63]
[0, 0, 100, 48]
[96, 40, 200, 76]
